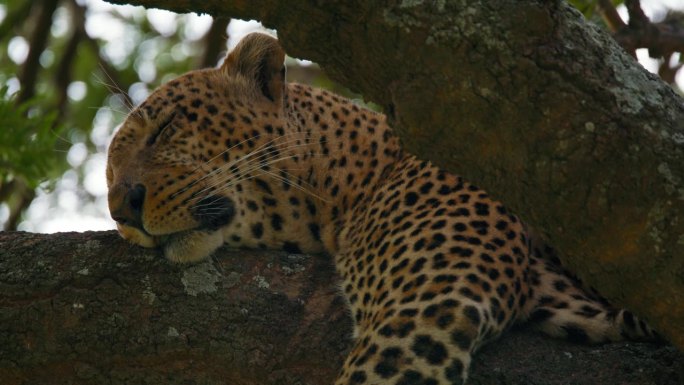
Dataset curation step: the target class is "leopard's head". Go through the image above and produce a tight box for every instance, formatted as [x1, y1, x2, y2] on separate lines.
[106, 33, 286, 263]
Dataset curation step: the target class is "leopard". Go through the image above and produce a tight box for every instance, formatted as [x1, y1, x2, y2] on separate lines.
[107, 32, 659, 384]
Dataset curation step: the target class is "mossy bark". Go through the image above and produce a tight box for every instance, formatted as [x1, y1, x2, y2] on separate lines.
[1, 231, 681, 384]
[104, 0, 684, 349]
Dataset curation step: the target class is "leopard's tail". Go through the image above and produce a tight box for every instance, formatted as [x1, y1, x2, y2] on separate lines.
[523, 228, 661, 343]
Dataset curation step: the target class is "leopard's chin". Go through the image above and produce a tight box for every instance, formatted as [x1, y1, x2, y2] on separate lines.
[117, 222, 224, 263]
[158, 229, 225, 264]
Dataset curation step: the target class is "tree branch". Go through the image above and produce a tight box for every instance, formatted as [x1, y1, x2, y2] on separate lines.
[615, 0, 684, 58]
[0, 231, 680, 385]
[596, 0, 627, 32]
[197, 16, 230, 69]
[626, 0, 650, 29]
[659, 52, 682, 84]
[17, 0, 59, 104]
[0, 1, 34, 42]
[54, 0, 86, 118]
[3, 180, 34, 231]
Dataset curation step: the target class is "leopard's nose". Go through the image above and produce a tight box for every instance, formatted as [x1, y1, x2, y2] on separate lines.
[109, 183, 146, 231]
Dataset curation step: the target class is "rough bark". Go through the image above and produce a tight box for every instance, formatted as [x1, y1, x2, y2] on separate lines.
[104, 0, 684, 349]
[0, 231, 347, 385]
[0, 231, 681, 385]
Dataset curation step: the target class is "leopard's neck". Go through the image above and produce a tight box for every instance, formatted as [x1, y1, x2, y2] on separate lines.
[276, 83, 405, 253]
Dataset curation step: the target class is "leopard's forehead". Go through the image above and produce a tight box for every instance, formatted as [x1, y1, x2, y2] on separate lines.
[111, 68, 275, 160]
[137, 69, 222, 122]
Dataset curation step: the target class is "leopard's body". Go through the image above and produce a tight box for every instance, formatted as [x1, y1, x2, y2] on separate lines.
[107, 33, 657, 384]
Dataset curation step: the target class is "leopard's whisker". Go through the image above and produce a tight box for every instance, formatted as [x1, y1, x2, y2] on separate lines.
[175, 132, 316, 197]
[259, 169, 331, 203]
[184, 138, 322, 199]
[188, 153, 312, 204]
[197, 143, 333, 199]
[185, 154, 332, 214]
[94, 68, 136, 112]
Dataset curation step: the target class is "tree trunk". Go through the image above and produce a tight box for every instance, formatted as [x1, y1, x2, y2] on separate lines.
[104, 0, 684, 349]
[0, 231, 681, 385]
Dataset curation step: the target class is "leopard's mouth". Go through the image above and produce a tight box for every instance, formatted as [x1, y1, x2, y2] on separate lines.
[116, 194, 234, 247]
[117, 223, 224, 263]
[117, 194, 235, 264]
[115, 220, 202, 249]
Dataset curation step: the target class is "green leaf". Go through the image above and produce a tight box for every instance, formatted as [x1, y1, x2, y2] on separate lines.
[0, 86, 66, 189]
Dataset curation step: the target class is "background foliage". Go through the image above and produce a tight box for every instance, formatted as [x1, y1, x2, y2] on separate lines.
[0, 0, 681, 232]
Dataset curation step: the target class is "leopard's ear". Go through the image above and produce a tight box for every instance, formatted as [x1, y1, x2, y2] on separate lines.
[221, 33, 286, 103]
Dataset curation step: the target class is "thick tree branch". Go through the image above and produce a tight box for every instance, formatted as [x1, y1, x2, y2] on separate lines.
[0, 231, 681, 385]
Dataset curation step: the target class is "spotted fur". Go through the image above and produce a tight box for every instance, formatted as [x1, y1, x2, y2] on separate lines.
[107, 33, 658, 384]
